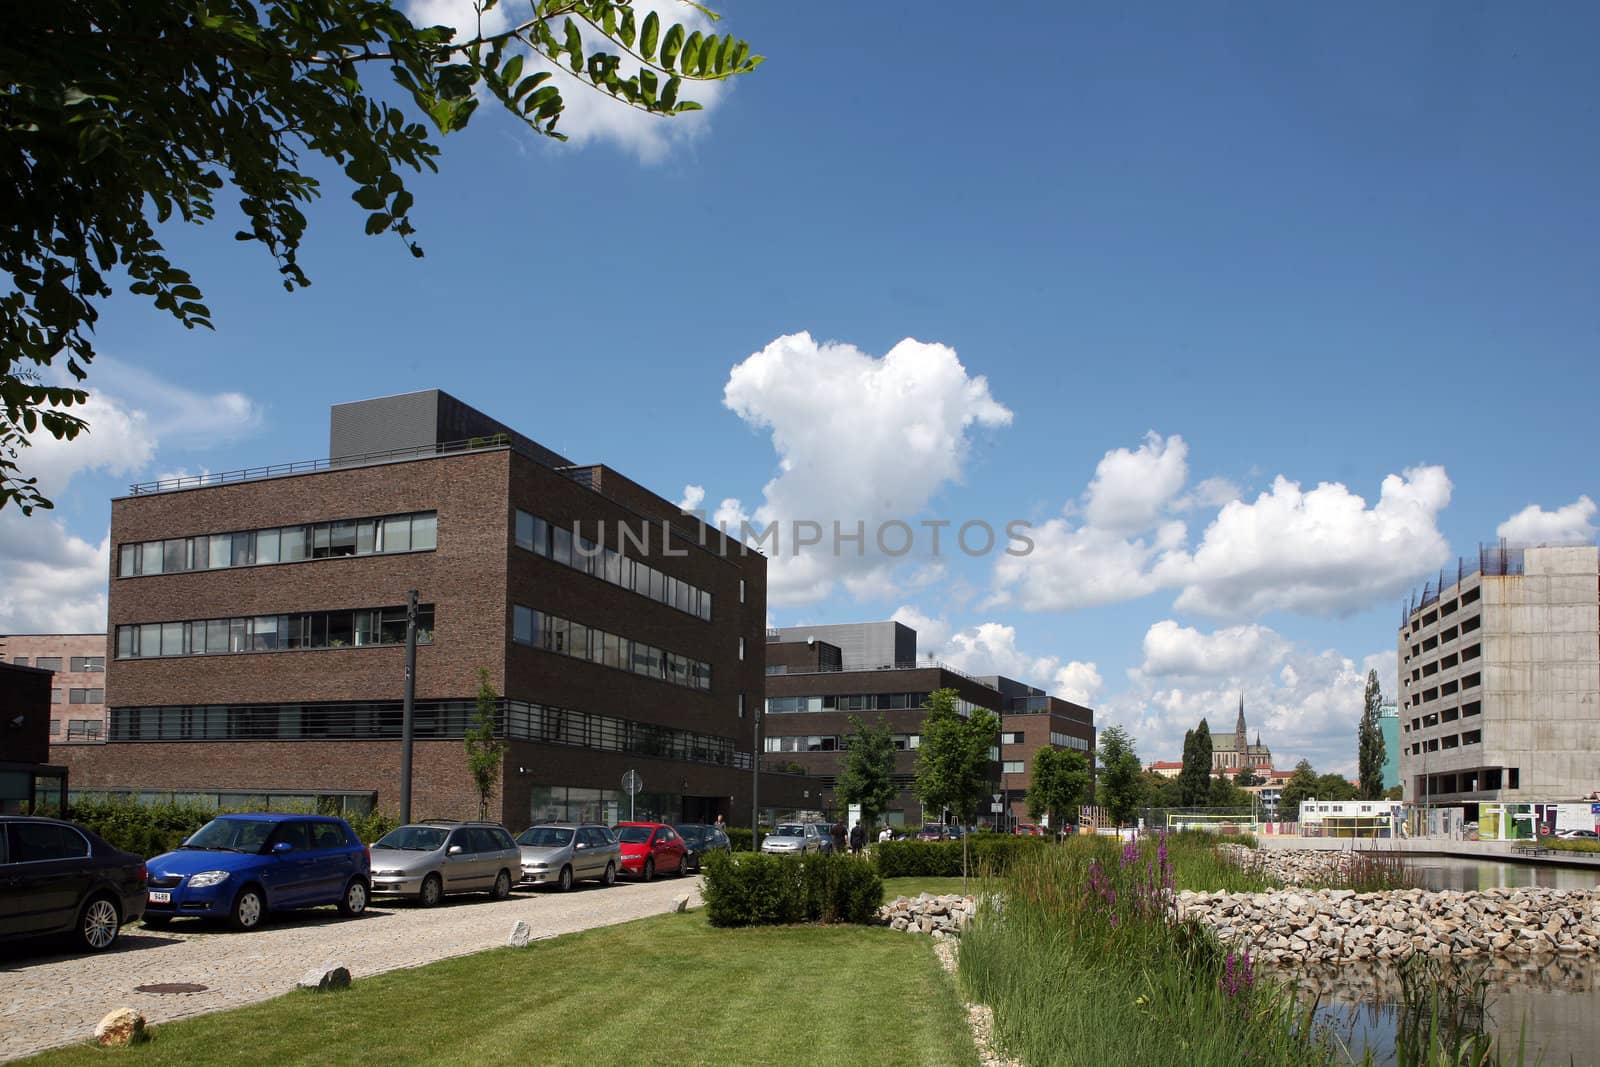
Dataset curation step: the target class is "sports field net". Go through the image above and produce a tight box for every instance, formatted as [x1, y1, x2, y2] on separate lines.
[1164, 812, 1261, 835]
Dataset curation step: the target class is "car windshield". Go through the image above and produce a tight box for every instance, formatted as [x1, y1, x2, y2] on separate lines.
[374, 826, 449, 851]
[517, 827, 574, 848]
[182, 817, 275, 853]
[614, 826, 654, 844]
[775, 824, 806, 837]
[673, 825, 704, 844]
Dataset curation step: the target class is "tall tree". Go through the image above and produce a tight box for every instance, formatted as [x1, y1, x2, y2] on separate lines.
[1277, 758, 1320, 820]
[914, 688, 1000, 887]
[1096, 725, 1142, 828]
[464, 668, 506, 820]
[1027, 747, 1091, 831]
[0, 0, 762, 512]
[835, 714, 897, 835]
[1178, 718, 1213, 806]
[1357, 669, 1387, 800]
[1235, 767, 1263, 787]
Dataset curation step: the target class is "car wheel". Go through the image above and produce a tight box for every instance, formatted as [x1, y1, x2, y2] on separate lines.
[141, 914, 172, 928]
[230, 886, 266, 932]
[492, 870, 513, 900]
[77, 895, 121, 952]
[419, 874, 443, 908]
[675, 854, 689, 877]
[642, 858, 655, 882]
[337, 878, 368, 917]
[557, 866, 574, 892]
[603, 861, 617, 887]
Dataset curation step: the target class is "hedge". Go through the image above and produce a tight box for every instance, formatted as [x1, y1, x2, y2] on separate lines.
[701, 852, 882, 927]
[873, 836, 1050, 878]
[67, 798, 398, 858]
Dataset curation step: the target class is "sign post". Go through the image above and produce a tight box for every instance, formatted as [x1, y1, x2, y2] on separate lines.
[622, 769, 643, 823]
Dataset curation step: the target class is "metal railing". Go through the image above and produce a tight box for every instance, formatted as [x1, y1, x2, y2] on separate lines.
[773, 659, 982, 684]
[126, 436, 512, 496]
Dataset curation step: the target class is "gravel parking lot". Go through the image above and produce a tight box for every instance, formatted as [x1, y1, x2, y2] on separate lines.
[0, 877, 702, 1062]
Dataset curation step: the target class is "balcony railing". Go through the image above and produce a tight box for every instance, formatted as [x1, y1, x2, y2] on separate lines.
[126, 436, 512, 496]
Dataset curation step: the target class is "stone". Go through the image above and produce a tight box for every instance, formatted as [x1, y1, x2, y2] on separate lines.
[507, 920, 532, 948]
[297, 961, 351, 992]
[669, 895, 690, 915]
[94, 1008, 146, 1048]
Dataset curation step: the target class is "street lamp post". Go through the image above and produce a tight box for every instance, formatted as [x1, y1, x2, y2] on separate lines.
[400, 588, 418, 825]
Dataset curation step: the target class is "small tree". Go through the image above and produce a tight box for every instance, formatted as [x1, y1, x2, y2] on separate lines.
[1234, 767, 1263, 788]
[914, 688, 1000, 888]
[1178, 718, 1213, 806]
[1277, 758, 1320, 820]
[464, 669, 506, 820]
[1027, 747, 1091, 832]
[1358, 668, 1387, 800]
[1096, 725, 1142, 828]
[835, 714, 898, 835]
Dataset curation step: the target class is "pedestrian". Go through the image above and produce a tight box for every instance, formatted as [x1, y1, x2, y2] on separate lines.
[878, 824, 893, 844]
[849, 821, 865, 855]
[830, 818, 846, 855]
[713, 814, 726, 832]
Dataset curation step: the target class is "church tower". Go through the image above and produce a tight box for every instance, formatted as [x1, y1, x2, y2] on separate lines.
[1235, 695, 1247, 768]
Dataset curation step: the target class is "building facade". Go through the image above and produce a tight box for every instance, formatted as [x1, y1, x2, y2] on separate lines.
[0, 634, 108, 742]
[1378, 702, 1400, 794]
[1398, 544, 1600, 808]
[1211, 697, 1273, 774]
[53, 390, 810, 828]
[979, 675, 1094, 827]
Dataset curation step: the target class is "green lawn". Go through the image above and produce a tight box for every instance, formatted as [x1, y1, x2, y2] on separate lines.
[21, 913, 979, 1067]
[881, 876, 975, 902]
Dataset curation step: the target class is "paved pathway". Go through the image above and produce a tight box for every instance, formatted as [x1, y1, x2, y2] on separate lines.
[0, 877, 702, 1062]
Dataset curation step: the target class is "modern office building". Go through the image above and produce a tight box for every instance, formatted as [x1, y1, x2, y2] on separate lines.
[764, 622, 1095, 826]
[52, 389, 810, 827]
[1378, 702, 1400, 794]
[0, 634, 108, 742]
[1398, 543, 1600, 809]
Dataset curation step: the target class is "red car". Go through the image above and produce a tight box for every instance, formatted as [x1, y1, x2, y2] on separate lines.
[1014, 824, 1041, 836]
[612, 822, 689, 881]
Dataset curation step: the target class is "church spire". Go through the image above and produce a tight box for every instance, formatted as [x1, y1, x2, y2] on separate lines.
[1235, 694, 1247, 737]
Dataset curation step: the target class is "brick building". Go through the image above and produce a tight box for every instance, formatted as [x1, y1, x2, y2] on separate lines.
[0, 634, 108, 742]
[764, 621, 1095, 827]
[53, 389, 810, 828]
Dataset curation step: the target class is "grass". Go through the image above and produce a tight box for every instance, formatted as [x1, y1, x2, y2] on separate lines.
[19, 913, 980, 1067]
[1536, 835, 1600, 854]
[882, 876, 972, 901]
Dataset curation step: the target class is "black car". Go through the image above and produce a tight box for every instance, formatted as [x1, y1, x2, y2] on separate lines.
[672, 824, 731, 872]
[0, 816, 146, 952]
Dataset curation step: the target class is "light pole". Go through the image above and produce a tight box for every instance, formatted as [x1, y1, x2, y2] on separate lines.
[400, 588, 418, 825]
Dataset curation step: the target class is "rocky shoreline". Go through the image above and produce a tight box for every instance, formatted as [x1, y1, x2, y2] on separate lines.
[1177, 885, 1600, 962]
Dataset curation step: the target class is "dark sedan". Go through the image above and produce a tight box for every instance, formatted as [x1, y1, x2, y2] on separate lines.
[672, 824, 731, 872]
[0, 816, 146, 952]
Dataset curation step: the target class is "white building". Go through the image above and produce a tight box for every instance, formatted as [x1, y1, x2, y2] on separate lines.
[1398, 544, 1600, 806]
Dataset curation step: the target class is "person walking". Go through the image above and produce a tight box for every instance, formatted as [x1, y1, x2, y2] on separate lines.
[713, 814, 726, 832]
[830, 818, 847, 855]
[849, 821, 865, 855]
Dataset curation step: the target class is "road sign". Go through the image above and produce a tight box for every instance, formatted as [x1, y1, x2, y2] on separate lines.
[622, 770, 643, 795]
[992, 793, 1002, 803]
[990, 803, 1003, 813]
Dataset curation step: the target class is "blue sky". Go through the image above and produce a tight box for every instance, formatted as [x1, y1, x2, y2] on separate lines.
[7, 1, 1598, 774]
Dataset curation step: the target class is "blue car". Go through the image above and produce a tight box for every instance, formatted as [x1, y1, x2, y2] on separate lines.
[143, 813, 371, 931]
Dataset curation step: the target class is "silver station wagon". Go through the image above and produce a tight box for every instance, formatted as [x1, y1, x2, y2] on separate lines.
[515, 823, 620, 891]
[369, 821, 521, 905]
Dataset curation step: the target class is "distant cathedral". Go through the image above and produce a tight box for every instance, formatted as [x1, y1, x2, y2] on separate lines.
[1212, 696, 1273, 773]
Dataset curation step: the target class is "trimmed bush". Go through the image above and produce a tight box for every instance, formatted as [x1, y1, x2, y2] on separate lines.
[702, 852, 883, 927]
[68, 798, 399, 858]
[726, 827, 765, 852]
[874, 836, 1049, 878]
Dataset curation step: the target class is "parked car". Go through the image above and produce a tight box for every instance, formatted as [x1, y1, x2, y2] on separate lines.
[144, 813, 370, 930]
[613, 822, 689, 880]
[673, 824, 731, 872]
[515, 823, 620, 890]
[369, 821, 520, 904]
[0, 816, 146, 952]
[761, 822, 823, 855]
[807, 822, 836, 855]
[916, 826, 948, 842]
[1013, 824, 1040, 837]
[1556, 829, 1599, 840]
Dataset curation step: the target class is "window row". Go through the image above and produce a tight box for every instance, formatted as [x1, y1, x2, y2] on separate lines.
[69, 688, 104, 704]
[514, 510, 713, 621]
[119, 512, 437, 577]
[106, 698, 737, 768]
[14, 655, 103, 672]
[767, 733, 923, 752]
[115, 605, 435, 659]
[512, 605, 711, 692]
[1003, 761, 1025, 774]
[1049, 732, 1091, 751]
[766, 692, 930, 714]
[1001, 731, 1024, 745]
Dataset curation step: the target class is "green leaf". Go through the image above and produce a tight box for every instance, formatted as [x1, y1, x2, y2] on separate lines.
[501, 54, 524, 89]
[640, 10, 660, 60]
[564, 19, 583, 73]
[618, 7, 636, 48]
[717, 33, 736, 74]
[365, 212, 392, 235]
[660, 76, 680, 111]
[681, 32, 703, 76]
[351, 186, 385, 210]
[515, 72, 552, 99]
[661, 24, 684, 69]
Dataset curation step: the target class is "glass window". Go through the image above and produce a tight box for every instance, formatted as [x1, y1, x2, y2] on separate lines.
[138, 541, 162, 575]
[36, 656, 62, 671]
[312, 523, 332, 559]
[206, 619, 229, 654]
[116, 628, 132, 660]
[51, 688, 62, 704]
[552, 525, 571, 566]
[119, 544, 135, 577]
[515, 509, 535, 550]
[11, 822, 89, 861]
[232, 531, 255, 566]
[70, 688, 87, 704]
[356, 520, 377, 555]
[230, 617, 249, 653]
[280, 526, 308, 562]
[330, 520, 357, 557]
[161, 621, 184, 657]
[411, 513, 437, 550]
[531, 516, 549, 556]
[163, 538, 186, 573]
[249, 615, 278, 652]
[255, 528, 281, 565]
[379, 516, 410, 553]
[327, 611, 354, 648]
[379, 608, 408, 644]
[513, 605, 534, 645]
[89, 688, 104, 703]
[569, 621, 590, 660]
[189, 623, 206, 656]
[353, 610, 377, 647]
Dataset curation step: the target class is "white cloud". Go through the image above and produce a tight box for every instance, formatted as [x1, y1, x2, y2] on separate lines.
[1496, 496, 1597, 546]
[19, 393, 158, 502]
[404, 0, 729, 162]
[678, 484, 706, 512]
[0, 513, 109, 634]
[1052, 661, 1103, 706]
[914, 618, 1103, 707]
[712, 331, 1012, 606]
[888, 604, 952, 650]
[1159, 466, 1454, 618]
[1084, 432, 1189, 533]
[1135, 619, 1291, 680]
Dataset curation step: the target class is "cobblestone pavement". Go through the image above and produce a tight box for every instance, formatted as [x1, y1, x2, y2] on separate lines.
[0, 876, 702, 1062]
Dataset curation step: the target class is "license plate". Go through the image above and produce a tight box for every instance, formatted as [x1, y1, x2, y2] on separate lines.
[148, 891, 172, 904]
